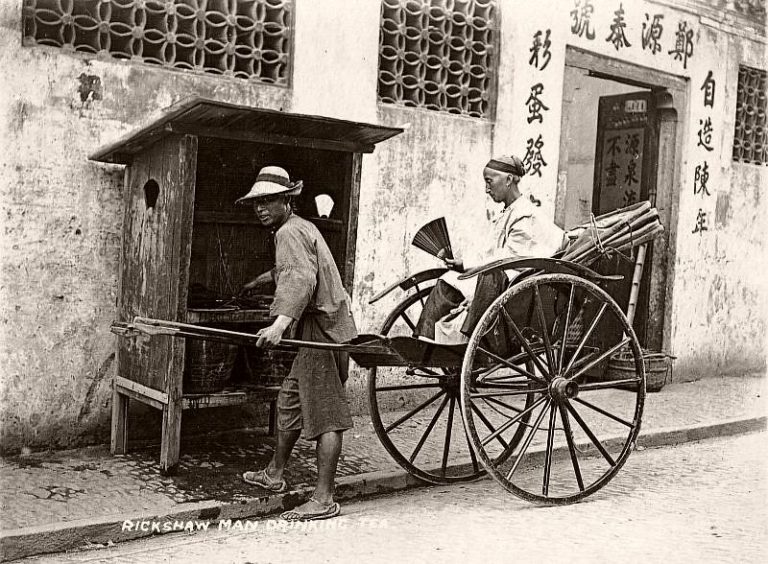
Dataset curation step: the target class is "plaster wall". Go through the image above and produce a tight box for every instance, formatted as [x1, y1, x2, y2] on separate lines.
[505, 0, 767, 379]
[0, 0, 765, 452]
[0, 0, 378, 452]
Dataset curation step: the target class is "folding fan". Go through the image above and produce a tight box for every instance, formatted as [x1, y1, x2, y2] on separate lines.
[412, 217, 454, 260]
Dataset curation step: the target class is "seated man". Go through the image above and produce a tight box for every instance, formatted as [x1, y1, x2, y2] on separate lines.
[415, 154, 564, 343]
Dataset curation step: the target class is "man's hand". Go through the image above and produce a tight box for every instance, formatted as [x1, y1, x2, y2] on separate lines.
[436, 248, 464, 272]
[256, 315, 293, 348]
[443, 257, 465, 272]
[240, 271, 273, 295]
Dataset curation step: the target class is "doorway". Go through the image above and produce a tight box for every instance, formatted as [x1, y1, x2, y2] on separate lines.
[556, 47, 687, 353]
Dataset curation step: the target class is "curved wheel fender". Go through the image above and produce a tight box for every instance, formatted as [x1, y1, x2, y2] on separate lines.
[368, 267, 449, 304]
[457, 257, 623, 283]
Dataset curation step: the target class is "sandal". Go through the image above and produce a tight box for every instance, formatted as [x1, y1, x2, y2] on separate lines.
[242, 469, 289, 493]
[280, 497, 341, 522]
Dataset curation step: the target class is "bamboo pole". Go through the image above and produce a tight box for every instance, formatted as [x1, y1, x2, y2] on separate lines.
[625, 243, 648, 326]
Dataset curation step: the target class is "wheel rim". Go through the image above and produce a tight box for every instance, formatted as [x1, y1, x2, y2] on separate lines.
[368, 287, 531, 484]
[460, 273, 646, 503]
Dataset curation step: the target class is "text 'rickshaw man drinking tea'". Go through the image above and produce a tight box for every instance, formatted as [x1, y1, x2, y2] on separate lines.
[237, 166, 356, 522]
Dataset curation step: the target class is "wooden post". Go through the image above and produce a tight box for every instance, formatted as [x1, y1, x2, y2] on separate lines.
[110, 382, 129, 455]
[160, 334, 185, 475]
[159, 397, 182, 475]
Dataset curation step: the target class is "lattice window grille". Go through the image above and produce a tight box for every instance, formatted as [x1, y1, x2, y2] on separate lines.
[733, 65, 767, 165]
[22, 0, 293, 85]
[377, 0, 498, 119]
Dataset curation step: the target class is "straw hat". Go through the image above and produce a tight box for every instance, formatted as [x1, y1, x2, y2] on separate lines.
[235, 166, 303, 204]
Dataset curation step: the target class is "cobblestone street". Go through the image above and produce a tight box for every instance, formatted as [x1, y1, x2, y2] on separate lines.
[18, 431, 767, 564]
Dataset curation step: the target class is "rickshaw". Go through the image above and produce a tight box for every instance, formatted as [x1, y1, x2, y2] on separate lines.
[128, 201, 663, 505]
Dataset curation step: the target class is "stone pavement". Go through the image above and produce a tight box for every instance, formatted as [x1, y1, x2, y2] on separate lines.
[17, 431, 768, 564]
[0, 373, 765, 561]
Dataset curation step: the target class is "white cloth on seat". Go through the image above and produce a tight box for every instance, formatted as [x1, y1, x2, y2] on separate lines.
[434, 301, 470, 345]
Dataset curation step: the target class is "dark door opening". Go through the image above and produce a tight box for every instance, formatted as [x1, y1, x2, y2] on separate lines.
[592, 91, 659, 346]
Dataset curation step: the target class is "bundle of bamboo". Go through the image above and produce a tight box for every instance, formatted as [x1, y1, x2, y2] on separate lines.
[561, 201, 664, 266]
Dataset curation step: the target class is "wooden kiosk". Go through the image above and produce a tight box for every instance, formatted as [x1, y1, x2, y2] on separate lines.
[91, 98, 402, 474]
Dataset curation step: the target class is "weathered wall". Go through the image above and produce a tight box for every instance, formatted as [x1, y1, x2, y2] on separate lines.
[669, 28, 768, 377]
[526, 0, 767, 379]
[0, 0, 367, 452]
[0, 0, 765, 452]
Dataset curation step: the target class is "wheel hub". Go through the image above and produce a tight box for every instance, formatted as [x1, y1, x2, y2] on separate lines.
[550, 377, 579, 401]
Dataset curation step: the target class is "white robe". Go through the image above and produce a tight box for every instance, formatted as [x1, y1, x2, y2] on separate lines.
[442, 197, 565, 298]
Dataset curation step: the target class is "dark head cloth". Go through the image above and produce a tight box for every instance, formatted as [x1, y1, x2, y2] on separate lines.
[486, 155, 525, 176]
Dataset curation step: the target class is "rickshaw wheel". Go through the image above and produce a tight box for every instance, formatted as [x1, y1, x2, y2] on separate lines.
[460, 273, 646, 504]
[368, 286, 533, 484]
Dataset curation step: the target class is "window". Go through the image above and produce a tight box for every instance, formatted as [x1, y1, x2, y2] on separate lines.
[733, 65, 767, 165]
[22, 0, 293, 85]
[377, 0, 498, 119]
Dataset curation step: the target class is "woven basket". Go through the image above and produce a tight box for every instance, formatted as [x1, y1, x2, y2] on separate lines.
[244, 347, 297, 387]
[606, 349, 672, 392]
[184, 339, 238, 394]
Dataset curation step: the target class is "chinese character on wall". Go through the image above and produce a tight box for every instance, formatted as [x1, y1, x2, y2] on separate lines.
[523, 135, 548, 177]
[669, 20, 694, 69]
[641, 13, 664, 54]
[606, 3, 631, 51]
[526, 83, 549, 123]
[571, 0, 596, 40]
[529, 29, 552, 70]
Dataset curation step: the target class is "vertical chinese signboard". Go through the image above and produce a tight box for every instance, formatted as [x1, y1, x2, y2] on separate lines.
[592, 91, 658, 346]
[593, 92, 657, 214]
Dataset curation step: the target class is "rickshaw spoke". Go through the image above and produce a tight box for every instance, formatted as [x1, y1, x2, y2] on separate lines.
[474, 382, 537, 391]
[470, 402, 510, 450]
[505, 399, 550, 481]
[480, 375, 534, 385]
[568, 349, 602, 376]
[562, 303, 607, 377]
[542, 402, 558, 496]
[500, 308, 550, 379]
[441, 396, 456, 477]
[578, 377, 640, 391]
[573, 397, 634, 427]
[483, 395, 526, 415]
[533, 285, 557, 373]
[376, 382, 443, 392]
[565, 400, 615, 466]
[417, 286, 427, 308]
[568, 337, 632, 381]
[470, 388, 547, 399]
[476, 350, 541, 382]
[411, 366, 444, 377]
[558, 402, 585, 491]
[557, 283, 576, 373]
[476, 345, 547, 386]
[476, 362, 508, 382]
[409, 394, 450, 463]
[480, 395, 548, 448]
[399, 312, 417, 333]
[385, 391, 445, 433]
[462, 410, 480, 474]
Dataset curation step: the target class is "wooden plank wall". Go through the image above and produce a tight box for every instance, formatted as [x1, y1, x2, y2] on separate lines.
[117, 135, 197, 392]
